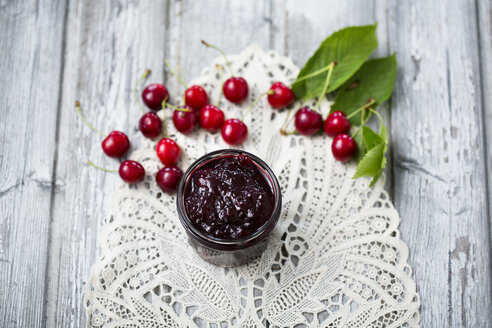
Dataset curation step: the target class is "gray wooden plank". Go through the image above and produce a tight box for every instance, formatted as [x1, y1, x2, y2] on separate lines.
[0, 0, 67, 327]
[45, 1, 169, 326]
[387, 0, 492, 327]
[477, 0, 492, 265]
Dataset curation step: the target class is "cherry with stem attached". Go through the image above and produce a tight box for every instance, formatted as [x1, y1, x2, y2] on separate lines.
[88, 160, 145, 183]
[75, 101, 130, 158]
[165, 102, 197, 134]
[331, 134, 357, 162]
[165, 59, 209, 110]
[220, 92, 262, 145]
[221, 118, 248, 145]
[268, 82, 295, 109]
[202, 40, 249, 104]
[156, 166, 183, 192]
[142, 83, 170, 111]
[156, 99, 181, 166]
[139, 111, 162, 139]
[324, 111, 350, 137]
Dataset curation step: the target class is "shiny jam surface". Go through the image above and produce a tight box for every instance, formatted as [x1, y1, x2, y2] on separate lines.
[184, 154, 275, 240]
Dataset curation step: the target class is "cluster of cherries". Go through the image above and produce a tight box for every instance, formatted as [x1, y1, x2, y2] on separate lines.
[80, 43, 359, 192]
[297, 108, 357, 162]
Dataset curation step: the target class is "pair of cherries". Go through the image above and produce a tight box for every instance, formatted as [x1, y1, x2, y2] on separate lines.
[293, 106, 357, 161]
[75, 101, 147, 184]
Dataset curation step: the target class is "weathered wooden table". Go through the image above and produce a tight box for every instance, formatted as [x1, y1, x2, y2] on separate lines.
[1, 1, 491, 327]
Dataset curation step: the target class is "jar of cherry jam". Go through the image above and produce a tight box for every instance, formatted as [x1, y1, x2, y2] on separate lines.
[177, 149, 282, 267]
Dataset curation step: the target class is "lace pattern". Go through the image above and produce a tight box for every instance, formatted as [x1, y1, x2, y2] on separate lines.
[85, 45, 420, 327]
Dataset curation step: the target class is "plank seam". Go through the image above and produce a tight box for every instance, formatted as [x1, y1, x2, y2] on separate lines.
[163, 0, 171, 83]
[42, 0, 70, 326]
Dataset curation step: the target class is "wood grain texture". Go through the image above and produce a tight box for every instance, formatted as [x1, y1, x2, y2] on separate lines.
[0, 0, 67, 326]
[45, 1, 168, 327]
[477, 0, 492, 262]
[168, 0, 275, 98]
[387, 0, 492, 327]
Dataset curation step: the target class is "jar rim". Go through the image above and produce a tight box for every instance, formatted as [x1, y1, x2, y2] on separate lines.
[176, 149, 282, 250]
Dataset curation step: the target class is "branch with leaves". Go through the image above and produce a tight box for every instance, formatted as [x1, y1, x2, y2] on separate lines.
[290, 23, 397, 186]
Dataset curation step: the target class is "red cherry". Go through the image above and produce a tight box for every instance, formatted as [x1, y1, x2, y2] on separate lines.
[156, 138, 180, 166]
[142, 84, 169, 111]
[172, 106, 197, 134]
[324, 111, 351, 137]
[156, 166, 183, 193]
[185, 85, 208, 110]
[223, 77, 249, 104]
[199, 105, 225, 132]
[331, 134, 357, 162]
[268, 82, 295, 109]
[101, 131, 130, 157]
[119, 160, 145, 183]
[294, 107, 323, 136]
[139, 112, 162, 138]
[221, 118, 248, 145]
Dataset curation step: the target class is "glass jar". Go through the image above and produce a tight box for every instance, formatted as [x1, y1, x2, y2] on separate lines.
[176, 149, 282, 267]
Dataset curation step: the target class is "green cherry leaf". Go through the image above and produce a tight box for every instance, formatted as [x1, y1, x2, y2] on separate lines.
[353, 142, 385, 180]
[353, 123, 388, 186]
[363, 126, 383, 149]
[370, 142, 387, 187]
[353, 126, 382, 162]
[292, 24, 378, 100]
[331, 54, 397, 124]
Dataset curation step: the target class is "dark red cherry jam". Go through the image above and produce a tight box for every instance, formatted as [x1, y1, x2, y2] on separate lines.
[184, 154, 274, 240]
[177, 149, 282, 267]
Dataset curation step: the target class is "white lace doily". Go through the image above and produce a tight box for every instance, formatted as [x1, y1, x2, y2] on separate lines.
[85, 45, 420, 327]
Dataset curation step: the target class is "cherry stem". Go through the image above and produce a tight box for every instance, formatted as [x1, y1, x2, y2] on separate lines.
[177, 62, 187, 89]
[280, 107, 295, 135]
[178, 63, 187, 104]
[368, 107, 384, 128]
[88, 160, 118, 173]
[290, 63, 336, 87]
[75, 101, 106, 137]
[313, 62, 336, 112]
[202, 40, 234, 77]
[134, 69, 151, 114]
[165, 102, 191, 112]
[216, 64, 224, 106]
[361, 105, 366, 126]
[280, 130, 297, 136]
[165, 59, 187, 90]
[346, 98, 376, 120]
[162, 99, 169, 138]
[352, 111, 370, 137]
[241, 90, 272, 121]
